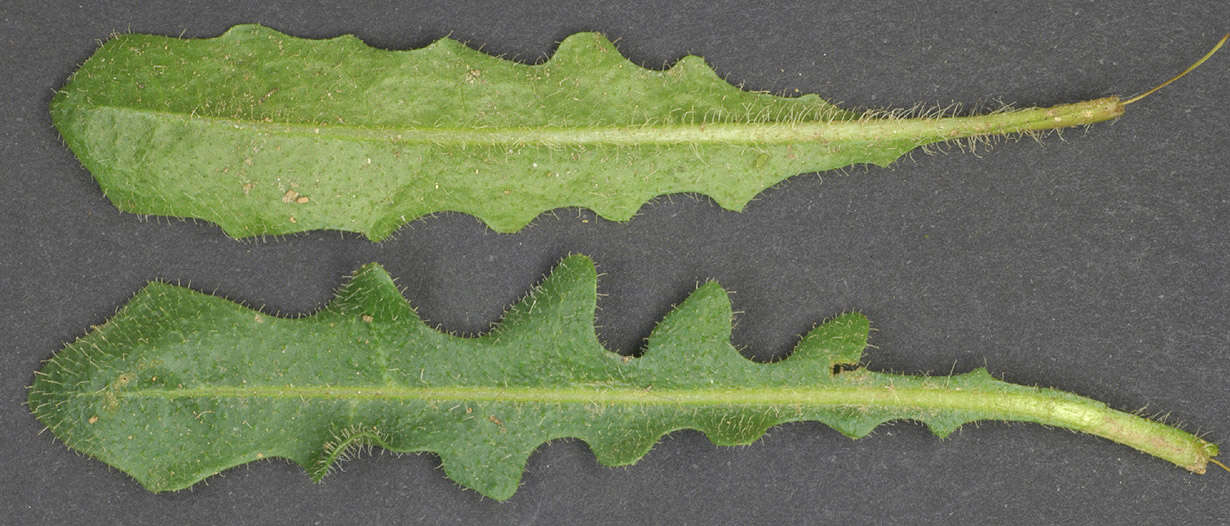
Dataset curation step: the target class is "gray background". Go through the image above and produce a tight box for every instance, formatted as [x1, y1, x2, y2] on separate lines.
[3, 1, 1227, 524]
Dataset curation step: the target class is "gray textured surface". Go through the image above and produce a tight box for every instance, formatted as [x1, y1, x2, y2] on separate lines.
[3, 2, 1227, 523]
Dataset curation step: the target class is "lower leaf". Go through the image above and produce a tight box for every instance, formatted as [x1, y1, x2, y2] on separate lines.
[28, 255, 1218, 500]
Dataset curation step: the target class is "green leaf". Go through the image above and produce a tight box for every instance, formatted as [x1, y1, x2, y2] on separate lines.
[52, 25, 1126, 240]
[29, 255, 1218, 500]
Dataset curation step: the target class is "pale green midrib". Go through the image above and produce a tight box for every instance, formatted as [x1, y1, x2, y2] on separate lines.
[109, 382, 1082, 420]
[79, 97, 1122, 147]
[94, 381, 1207, 469]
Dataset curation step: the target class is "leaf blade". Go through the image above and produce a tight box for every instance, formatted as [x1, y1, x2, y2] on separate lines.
[29, 255, 1217, 500]
[51, 26, 1123, 239]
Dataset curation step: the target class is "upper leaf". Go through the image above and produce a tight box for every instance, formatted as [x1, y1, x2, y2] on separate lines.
[51, 25, 1123, 239]
[29, 255, 1216, 500]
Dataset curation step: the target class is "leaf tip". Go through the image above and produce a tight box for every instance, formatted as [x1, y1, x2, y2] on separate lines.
[309, 424, 391, 483]
[789, 312, 870, 370]
[324, 262, 414, 321]
[218, 23, 277, 40]
[551, 31, 619, 61]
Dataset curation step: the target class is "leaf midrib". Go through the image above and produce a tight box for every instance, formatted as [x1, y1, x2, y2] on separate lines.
[99, 382, 1077, 419]
[104, 382, 1206, 465]
[78, 99, 1121, 147]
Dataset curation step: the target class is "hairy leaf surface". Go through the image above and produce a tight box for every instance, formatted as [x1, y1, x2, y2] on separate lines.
[52, 25, 1126, 240]
[29, 255, 1216, 500]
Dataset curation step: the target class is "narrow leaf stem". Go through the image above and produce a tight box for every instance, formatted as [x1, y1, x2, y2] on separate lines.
[1123, 33, 1228, 105]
